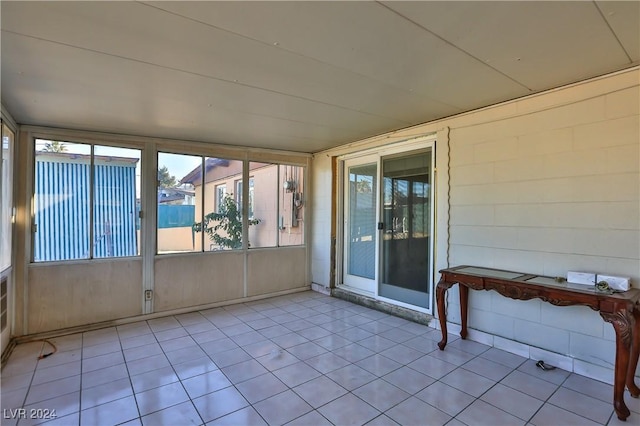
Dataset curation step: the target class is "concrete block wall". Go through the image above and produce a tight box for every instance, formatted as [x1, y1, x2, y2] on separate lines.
[446, 71, 639, 378]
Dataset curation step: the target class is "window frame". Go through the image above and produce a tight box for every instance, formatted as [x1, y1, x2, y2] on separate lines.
[31, 138, 143, 263]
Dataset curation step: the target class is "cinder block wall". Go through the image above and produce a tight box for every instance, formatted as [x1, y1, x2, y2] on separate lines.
[447, 71, 639, 380]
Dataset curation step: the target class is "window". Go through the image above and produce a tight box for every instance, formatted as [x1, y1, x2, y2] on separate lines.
[215, 184, 227, 213]
[249, 163, 305, 248]
[235, 177, 255, 219]
[33, 140, 141, 262]
[235, 179, 242, 211]
[1, 124, 14, 271]
[160, 153, 245, 252]
[248, 177, 255, 219]
[157, 152, 201, 254]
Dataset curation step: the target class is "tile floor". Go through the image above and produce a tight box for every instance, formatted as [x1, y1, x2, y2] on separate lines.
[1, 291, 639, 426]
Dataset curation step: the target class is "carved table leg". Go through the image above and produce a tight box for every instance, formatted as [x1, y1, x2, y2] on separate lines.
[601, 311, 633, 421]
[627, 307, 640, 398]
[460, 284, 469, 340]
[436, 279, 449, 350]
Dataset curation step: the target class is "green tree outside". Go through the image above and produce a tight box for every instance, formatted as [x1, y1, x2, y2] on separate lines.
[193, 194, 260, 250]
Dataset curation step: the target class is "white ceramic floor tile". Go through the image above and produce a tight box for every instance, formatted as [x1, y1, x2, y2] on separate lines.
[385, 396, 451, 426]
[456, 399, 525, 426]
[317, 393, 380, 426]
[193, 386, 249, 423]
[382, 366, 435, 395]
[292, 376, 347, 408]
[181, 369, 232, 399]
[80, 395, 139, 426]
[26, 375, 81, 405]
[126, 353, 170, 376]
[141, 399, 201, 426]
[325, 364, 378, 391]
[285, 410, 332, 426]
[220, 359, 268, 384]
[441, 367, 496, 398]
[82, 341, 122, 359]
[206, 406, 267, 426]
[529, 402, 601, 426]
[147, 316, 182, 333]
[81, 363, 129, 390]
[21, 391, 80, 426]
[562, 373, 613, 403]
[172, 356, 219, 381]
[154, 327, 188, 342]
[408, 354, 457, 380]
[353, 378, 411, 412]
[272, 361, 322, 388]
[548, 387, 613, 424]
[500, 370, 559, 401]
[236, 373, 288, 404]
[356, 354, 403, 377]
[253, 390, 312, 425]
[415, 381, 475, 417]
[81, 351, 124, 373]
[81, 377, 133, 409]
[135, 381, 189, 416]
[158, 335, 197, 353]
[480, 383, 544, 421]
[2, 291, 627, 426]
[36, 349, 81, 370]
[130, 366, 179, 394]
[256, 349, 299, 371]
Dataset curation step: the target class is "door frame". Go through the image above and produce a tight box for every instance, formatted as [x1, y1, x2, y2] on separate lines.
[336, 136, 437, 314]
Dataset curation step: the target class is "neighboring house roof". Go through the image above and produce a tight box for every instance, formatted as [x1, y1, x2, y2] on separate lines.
[180, 158, 230, 186]
[157, 187, 195, 204]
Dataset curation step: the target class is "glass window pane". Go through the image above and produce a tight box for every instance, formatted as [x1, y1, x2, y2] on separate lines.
[279, 165, 305, 246]
[157, 153, 201, 254]
[93, 146, 141, 258]
[249, 162, 277, 248]
[34, 139, 91, 261]
[197, 157, 244, 251]
[1, 125, 14, 270]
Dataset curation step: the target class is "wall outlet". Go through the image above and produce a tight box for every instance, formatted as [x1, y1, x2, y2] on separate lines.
[567, 271, 596, 286]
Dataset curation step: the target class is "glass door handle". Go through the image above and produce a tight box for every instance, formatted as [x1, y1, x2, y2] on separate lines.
[377, 222, 384, 230]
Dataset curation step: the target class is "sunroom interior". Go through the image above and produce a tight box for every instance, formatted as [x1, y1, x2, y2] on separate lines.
[1, 2, 639, 425]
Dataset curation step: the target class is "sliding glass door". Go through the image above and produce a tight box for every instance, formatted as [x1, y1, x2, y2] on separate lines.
[341, 146, 434, 312]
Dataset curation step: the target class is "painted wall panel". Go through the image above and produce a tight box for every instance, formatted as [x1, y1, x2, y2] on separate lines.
[27, 260, 142, 333]
[154, 252, 244, 311]
[247, 247, 307, 296]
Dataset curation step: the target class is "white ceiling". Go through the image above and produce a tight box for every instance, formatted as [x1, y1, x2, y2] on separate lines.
[1, 1, 638, 153]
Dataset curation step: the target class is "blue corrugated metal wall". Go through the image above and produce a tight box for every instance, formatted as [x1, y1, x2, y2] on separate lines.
[94, 164, 138, 258]
[34, 158, 138, 261]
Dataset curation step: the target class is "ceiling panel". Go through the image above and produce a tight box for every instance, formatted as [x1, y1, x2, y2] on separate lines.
[383, 1, 633, 91]
[596, 1, 640, 62]
[147, 1, 530, 109]
[1, 1, 458, 123]
[2, 34, 381, 151]
[1, 1, 638, 153]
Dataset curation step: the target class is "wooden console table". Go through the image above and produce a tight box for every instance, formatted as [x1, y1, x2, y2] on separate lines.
[436, 265, 640, 421]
